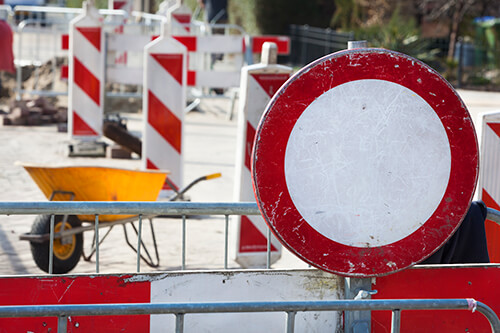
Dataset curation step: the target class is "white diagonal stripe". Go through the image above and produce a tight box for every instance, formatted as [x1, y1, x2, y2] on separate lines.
[73, 28, 102, 80]
[72, 84, 102, 136]
[482, 123, 500, 203]
[144, 122, 182, 187]
[247, 75, 273, 127]
[148, 54, 184, 119]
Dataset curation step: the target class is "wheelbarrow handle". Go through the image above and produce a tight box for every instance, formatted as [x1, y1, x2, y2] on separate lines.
[204, 173, 222, 180]
[168, 173, 222, 201]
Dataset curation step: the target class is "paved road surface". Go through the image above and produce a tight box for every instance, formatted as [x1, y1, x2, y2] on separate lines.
[0, 97, 308, 275]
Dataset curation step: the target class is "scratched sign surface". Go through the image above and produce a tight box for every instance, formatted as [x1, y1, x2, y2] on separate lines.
[252, 48, 479, 277]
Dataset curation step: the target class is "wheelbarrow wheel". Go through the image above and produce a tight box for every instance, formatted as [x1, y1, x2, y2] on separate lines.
[30, 215, 83, 274]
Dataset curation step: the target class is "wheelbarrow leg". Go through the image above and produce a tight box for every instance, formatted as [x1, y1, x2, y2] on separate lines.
[122, 218, 160, 268]
[82, 225, 115, 262]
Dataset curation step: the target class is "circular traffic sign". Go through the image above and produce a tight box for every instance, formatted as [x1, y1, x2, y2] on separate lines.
[252, 48, 478, 277]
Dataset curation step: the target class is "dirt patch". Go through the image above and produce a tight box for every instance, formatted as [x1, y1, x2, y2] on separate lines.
[0, 58, 143, 115]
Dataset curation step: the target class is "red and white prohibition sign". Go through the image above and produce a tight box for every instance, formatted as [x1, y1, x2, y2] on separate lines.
[252, 49, 479, 277]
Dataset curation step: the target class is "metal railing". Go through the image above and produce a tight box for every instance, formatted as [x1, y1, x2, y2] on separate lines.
[0, 298, 498, 333]
[2, 202, 500, 275]
[10, 6, 247, 116]
[1, 202, 500, 332]
[289, 24, 354, 66]
[11, 8, 162, 101]
[0, 201, 263, 274]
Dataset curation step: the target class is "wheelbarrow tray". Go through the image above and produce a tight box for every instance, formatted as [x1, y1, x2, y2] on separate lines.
[22, 164, 169, 222]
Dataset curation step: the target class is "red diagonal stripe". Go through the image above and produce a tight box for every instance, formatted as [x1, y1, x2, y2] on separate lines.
[61, 65, 68, 80]
[187, 70, 196, 86]
[251, 73, 290, 98]
[113, 0, 126, 9]
[173, 36, 196, 51]
[483, 188, 500, 210]
[245, 121, 256, 170]
[72, 111, 97, 136]
[73, 56, 100, 105]
[172, 13, 191, 24]
[76, 27, 101, 51]
[482, 188, 500, 262]
[61, 34, 69, 50]
[239, 215, 277, 252]
[146, 159, 178, 191]
[171, 14, 192, 32]
[487, 122, 500, 139]
[148, 90, 182, 153]
[151, 53, 183, 85]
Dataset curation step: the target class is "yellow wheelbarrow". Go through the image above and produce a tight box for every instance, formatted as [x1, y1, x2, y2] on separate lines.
[19, 164, 221, 274]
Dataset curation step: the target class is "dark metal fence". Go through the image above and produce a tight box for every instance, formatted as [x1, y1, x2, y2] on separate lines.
[288, 24, 354, 66]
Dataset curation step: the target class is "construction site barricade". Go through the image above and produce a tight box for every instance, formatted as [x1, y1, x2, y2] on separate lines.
[67, 2, 105, 140]
[9, 5, 290, 109]
[479, 111, 500, 262]
[167, 1, 192, 35]
[11, 6, 160, 99]
[0, 200, 499, 332]
[142, 24, 187, 197]
[233, 42, 292, 268]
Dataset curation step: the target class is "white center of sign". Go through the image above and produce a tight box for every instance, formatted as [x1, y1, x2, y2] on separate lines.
[284, 79, 451, 247]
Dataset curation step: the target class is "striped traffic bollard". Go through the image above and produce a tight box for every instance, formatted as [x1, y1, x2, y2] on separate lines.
[234, 42, 292, 268]
[108, 0, 133, 67]
[479, 111, 500, 263]
[109, 0, 133, 11]
[167, 1, 192, 35]
[68, 1, 106, 156]
[143, 22, 188, 198]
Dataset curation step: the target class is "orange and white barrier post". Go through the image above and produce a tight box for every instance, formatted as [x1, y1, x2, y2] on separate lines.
[479, 111, 500, 263]
[234, 42, 292, 267]
[68, 1, 105, 154]
[143, 21, 188, 198]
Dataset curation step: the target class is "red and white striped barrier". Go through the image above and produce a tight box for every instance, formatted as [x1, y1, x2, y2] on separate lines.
[479, 111, 500, 263]
[68, 1, 104, 140]
[250, 36, 290, 56]
[142, 24, 188, 197]
[234, 43, 292, 267]
[60, 33, 69, 80]
[106, 33, 290, 89]
[108, 0, 134, 64]
[167, 1, 192, 35]
[0, 270, 342, 332]
[109, 0, 133, 12]
[1, 266, 499, 331]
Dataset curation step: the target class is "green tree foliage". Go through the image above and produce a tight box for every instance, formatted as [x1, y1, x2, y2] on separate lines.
[254, 0, 336, 34]
[357, 6, 418, 51]
[66, 0, 107, 8]
[228, 0, 258, 35]
[354, 6, 437, 64]
[330, 0, 362, 31]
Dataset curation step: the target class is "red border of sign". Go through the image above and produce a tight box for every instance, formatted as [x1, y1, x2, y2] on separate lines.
[252, 49, 479, 277]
